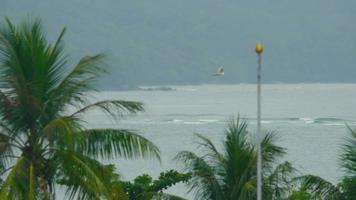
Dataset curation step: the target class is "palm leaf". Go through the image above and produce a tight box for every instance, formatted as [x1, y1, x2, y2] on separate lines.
[175, 151, 224, 200]
[341, 125, 356, 175]
[41, 116, 82, 151]
[70, 100, 144, 118]
[74, 129, 160, 160]
[264, 161, 296, 199]
[0, 18, 67, 131]
[0, 156, 28, 199]
[261, 131, 286, 170]
[54, 149, 110, 200]
[46, 54, 106, 114]
[295, 175, 341, 199]
[223, 118, 256, 200]
[0, 90, 15, 123]
[339, 125, 356, 199]
[338, 176, 356, 199]
[195, 133, 225, 165]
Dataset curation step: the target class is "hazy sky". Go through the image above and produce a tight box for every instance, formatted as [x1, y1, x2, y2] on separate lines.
[1, 0, 356, 87]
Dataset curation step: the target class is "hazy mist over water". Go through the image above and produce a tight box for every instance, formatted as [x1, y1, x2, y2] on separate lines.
[74, 84, 355, 199]
[1, 0, 356, 88]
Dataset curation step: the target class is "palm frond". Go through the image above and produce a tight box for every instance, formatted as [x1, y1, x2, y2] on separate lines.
[74, 129, 160, 160]
[70, 100, 144, 119]
[0, 131, 21, 175]
[261, 131, 286, 169]
[41, 116, 82, 149]
[46, 54, 106, 114]
[0, 18, 68, 131]
[341, 125, 356, 175]
[295, 175, 341, 199]
[54, 149, 110, 200]
[0, 17, 64, 101]
[175, 151, 224, 200]
[0, 90, 15, 123]
[339, 125, 356, 199]
[238, 179, 255, 200]
[223, 118, 256, 200]
[264, 161, 296, 199]
[194, 133, 225, 165]
[225, 117, 249, 146]
[0, 156, 28, 199]
[338, 176, 356, 199]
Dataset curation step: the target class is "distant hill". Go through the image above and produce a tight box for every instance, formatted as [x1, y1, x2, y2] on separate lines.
[2, 0, 356, 89]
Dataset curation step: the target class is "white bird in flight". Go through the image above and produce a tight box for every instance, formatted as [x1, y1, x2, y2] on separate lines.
[213, 66, 224, 76]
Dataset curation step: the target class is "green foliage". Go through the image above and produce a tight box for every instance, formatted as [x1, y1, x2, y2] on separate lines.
[286, 189, 313, 200]
[0, 17, 160, 199]
[334, 125, 356, 200]
[287, 126, 356, 200]
[264, 161, 296, 199]
[122, 170, 191, 200]
[338, 177, 356, 200]
[176, 117, 295, 200]
[291, 175, 343, 200]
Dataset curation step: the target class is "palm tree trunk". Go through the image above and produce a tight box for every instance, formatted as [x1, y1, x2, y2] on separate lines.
[39, 173, 51, 200]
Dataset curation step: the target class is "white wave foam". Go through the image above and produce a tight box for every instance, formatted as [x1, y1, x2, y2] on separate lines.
[299, 117, 315, 124]
[177, 88, 197, 92]
[199, 119, 219, 123]
[183, 121, 204, 125]
[323, 123, 344, 126]
[171, 119, 183, 123]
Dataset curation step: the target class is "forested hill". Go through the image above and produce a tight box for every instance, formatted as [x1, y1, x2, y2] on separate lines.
[2, 0, 356, 89]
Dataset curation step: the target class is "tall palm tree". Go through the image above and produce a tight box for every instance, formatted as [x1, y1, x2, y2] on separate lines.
[176, 118, 295, 200]
[0, 18, 160, 199]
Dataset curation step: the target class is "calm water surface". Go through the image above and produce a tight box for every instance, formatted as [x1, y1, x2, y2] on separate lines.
[69, 84, 356, 199]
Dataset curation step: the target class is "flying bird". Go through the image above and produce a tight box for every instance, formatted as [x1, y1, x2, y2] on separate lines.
[213, 66, 224, 76]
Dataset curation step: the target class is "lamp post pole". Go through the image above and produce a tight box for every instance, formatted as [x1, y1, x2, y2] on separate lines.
[255, 42, 264, 200]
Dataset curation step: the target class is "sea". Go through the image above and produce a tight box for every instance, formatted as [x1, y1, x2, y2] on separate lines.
[63, 84, 356, 199]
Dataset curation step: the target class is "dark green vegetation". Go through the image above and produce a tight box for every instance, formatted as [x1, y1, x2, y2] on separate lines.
[0, 18, 160, 199]
[2, 0, 356, 89]
[122, 170, 191, 200]
[176, 119, 356, 200]
[285, 127, 356, 200]
[176, 118, 295, 200]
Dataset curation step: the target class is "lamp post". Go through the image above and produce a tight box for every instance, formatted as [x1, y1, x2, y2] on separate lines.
[255, 42, 264, 200]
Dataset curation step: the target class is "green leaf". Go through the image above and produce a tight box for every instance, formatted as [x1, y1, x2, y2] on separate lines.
[70, 100, 144, 119]
[54, 149, 110, 200]
[75, 129, 160, 160]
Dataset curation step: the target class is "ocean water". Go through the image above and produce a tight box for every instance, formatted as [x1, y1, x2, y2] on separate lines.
[74, 84, 356, 199]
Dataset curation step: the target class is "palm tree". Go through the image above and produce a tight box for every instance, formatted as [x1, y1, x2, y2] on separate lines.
[0, 18, 160, 199]
[289, 126, 356, 200]
[339, 126, 356, 199]
[175, 118, 295, 200]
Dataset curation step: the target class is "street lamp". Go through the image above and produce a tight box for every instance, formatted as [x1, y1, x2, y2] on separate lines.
[255, 42, 264, 200]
